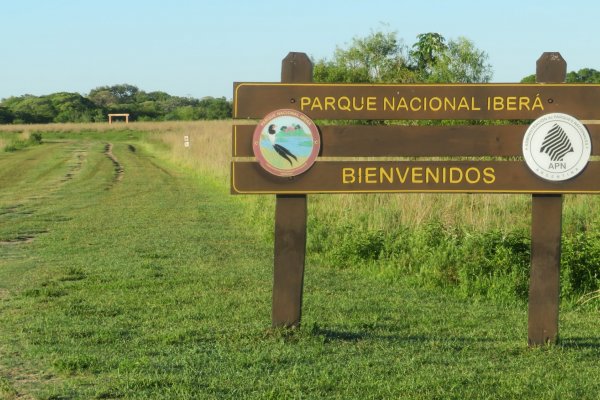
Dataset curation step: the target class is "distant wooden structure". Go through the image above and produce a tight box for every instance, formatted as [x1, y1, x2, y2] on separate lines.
[108, 113, 130, 124]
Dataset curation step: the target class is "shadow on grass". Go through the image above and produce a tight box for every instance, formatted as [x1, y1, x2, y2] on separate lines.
[310, 324, 495, 346]
[559, 336, 600, 349]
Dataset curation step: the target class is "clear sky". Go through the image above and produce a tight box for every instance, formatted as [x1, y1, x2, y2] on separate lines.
[1, 0, 598, 100]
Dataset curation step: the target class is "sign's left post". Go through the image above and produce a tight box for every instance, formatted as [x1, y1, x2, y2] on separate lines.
[271, 52, 312, 327]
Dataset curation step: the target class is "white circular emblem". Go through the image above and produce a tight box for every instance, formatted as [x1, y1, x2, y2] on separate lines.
[522, 113, 591, 181]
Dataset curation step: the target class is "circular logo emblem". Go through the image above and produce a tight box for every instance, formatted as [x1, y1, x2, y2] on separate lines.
[252, 109, 320, 177]
[522, 113, 591, 181]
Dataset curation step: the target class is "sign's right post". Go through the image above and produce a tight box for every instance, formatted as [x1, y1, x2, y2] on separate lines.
[528, 52, 567, 346]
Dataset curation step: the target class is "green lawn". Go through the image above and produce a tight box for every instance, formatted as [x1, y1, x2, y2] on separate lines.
[1, 133, 599, 399]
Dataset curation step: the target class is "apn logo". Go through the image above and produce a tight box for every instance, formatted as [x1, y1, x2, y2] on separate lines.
[523, 113, 591, 181]
[539, 123, 574, 162]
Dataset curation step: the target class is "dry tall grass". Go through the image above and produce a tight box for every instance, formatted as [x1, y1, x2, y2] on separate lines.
[148, 121, 600, 232]
[0, 128, 35, 151]
[2, 120, 599, 232]
[0, 121, 192, 134]
[147, 121, 532, 231]
[148, 120, 234, 180]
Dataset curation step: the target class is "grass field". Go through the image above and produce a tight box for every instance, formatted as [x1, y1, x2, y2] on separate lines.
[0, 123, 599, 399]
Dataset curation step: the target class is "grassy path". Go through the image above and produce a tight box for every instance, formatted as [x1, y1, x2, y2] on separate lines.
[0, 138, 271, 398]
[1, 136, 599, 399]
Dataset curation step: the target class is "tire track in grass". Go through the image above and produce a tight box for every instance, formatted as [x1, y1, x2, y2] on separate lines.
[0, 143, 77, 203]
[0, 143, 90, 247]
[0, 140, 121, 267]
[103, 142, 124, 187]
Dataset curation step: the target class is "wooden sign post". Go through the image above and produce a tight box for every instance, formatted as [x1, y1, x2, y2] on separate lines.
[528, 53, 567, 346]
[272, 53, 312, 328]
[232, 52, 600, 345]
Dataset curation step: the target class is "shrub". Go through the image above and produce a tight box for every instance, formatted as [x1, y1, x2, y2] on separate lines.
[458, 230, 530, 302]
[294, 199, 600, 303]
[329, 225, 386, 267]
[561, 231, 600, 298]
[30, 132, 43, 144]
[3, 132, 43, 152]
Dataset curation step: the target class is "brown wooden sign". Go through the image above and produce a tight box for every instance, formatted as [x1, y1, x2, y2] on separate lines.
[233, 124, 600, 158]
[232, 160, 600, 194]
[232, 122, 600, 194]
[232, 51, 597, 347]
[234, 82, 600, 120]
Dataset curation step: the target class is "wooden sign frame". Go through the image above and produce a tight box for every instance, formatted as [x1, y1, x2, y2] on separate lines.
[232, 51, 591, 346]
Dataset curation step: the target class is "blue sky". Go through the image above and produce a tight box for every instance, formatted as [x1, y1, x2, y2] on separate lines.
[1, 0, 598, 100]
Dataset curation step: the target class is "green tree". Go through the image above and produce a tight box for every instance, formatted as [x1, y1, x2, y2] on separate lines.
[145, 91, 172, 102]
[314, 30, 414, 83]
[567, 68, 600, 83]
[88, 88, 117, 107]
[0, 106, 13, 123]
[520, 75, 536, 83]
[47, 92, 97, 122]
[107, 84, 139, 103]
[409, 32, 447, 79]
[199, 96, 232, 119]
[136, 101, 162, 121]
[3, 95, 55, 123]
[165, 105, 201, 121]
[426, 37, 493, 83]
[88, 84, 140, 107]
[521, 68, 600, 83]
[314, 30, 492, 84]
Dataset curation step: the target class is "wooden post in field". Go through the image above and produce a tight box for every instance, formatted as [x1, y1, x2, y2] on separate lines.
[271, 52, 312, 328]
[528, 52, 567, 346]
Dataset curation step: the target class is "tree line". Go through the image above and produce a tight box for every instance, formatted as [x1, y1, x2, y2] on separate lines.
[0, 84, 232, 124]
[1, 30, 599, 124]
